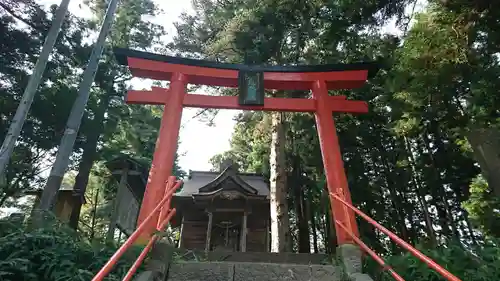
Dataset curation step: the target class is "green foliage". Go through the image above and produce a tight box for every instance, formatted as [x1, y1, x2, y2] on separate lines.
[365, 241, 500, 281]
[210, 112, 271, 175]
[463, 175, 500, 238]
[0, 217, 144, 281]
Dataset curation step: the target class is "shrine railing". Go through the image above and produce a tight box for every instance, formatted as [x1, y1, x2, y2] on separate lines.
[91, 176, 181, 281]
[329, 192, 462, 281]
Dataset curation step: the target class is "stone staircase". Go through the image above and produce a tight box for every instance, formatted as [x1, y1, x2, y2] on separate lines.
[167, 251, 339, 281]
[133, 243, 372, 281]
[168, 260, 340, 281]
[204, 251, 331, 264]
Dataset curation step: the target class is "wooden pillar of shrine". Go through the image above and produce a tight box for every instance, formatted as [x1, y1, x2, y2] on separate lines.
[240, 212, 248, 252]
[178, 215, 184, 248]
[266, 218, 270, 252]
[205, 212, 213, 252]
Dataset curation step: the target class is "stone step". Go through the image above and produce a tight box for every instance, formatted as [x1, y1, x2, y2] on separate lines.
[205, 251, 332, 265]
[167, 261, 341, 281]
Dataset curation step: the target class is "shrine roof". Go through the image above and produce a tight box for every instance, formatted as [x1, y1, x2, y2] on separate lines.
[25, 183, 87, 203]
[26, 183, 74, 193]
[176, 170, 269, 198]
[113, 47, 379, 78]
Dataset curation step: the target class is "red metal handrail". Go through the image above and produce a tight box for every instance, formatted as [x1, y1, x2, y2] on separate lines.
[91, 177, 182, 281]
[329, 192, 462, 281]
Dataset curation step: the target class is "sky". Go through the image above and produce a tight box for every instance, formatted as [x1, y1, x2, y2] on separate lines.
[38, 0, 237, 172]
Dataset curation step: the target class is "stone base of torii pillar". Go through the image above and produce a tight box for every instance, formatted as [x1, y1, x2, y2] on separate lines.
[338, 244, 374, 281]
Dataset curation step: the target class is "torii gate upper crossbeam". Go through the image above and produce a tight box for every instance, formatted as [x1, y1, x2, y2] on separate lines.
[115, 48, 377, 90]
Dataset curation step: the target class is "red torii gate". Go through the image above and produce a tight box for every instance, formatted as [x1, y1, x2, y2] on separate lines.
[114, 48, 379, 245]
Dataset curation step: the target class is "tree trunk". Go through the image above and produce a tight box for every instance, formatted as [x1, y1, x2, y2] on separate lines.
[308, 198, 319, 253]
[352, 145, 380, 249]
[421, 132, 460, 241]
[68, 92, 111, 230]
[322, 185, 336, 254]
[269, 111, 289, 252]
[467, 127, 500, 197]
[462, 210, 477, 245]
[291, 156, 310, 253]
[452, 181, 478, 245]
[377, 145, 411, 243]
[297, 187, 310, 252]
[89, 186, 100, 241]
[405, 136, 436, 246]
[0, 193, 9, 207]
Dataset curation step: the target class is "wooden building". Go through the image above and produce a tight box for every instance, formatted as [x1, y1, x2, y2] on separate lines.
[27, 183, 85, 223]
[105, 155, 148, 238]
[172, 161, 270, 252]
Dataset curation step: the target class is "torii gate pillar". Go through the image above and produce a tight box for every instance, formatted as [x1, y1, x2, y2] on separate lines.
[140, 73, 186, 232]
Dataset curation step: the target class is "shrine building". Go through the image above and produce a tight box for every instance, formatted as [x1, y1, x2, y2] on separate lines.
[171, 160, 270, 252]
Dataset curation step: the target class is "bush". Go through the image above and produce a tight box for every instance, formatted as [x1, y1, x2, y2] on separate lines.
[366, 241, 500, 281]
[0, 217, 144, 281]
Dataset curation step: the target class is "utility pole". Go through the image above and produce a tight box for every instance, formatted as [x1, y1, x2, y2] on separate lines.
[0, 0, 71, 182]
[37, 0, 121, 211]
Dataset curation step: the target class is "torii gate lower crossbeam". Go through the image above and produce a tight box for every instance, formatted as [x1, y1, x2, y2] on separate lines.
[114, 48, 379, 246]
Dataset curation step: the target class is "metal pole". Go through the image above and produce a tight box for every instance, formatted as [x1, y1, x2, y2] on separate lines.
[37, 0, 121, 210]
[0, 0, 71, 181]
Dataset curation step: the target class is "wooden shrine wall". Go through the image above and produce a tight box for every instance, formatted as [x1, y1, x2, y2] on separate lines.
[246, 213, 268, 252]
[116, 184, 140, 235]
[179, 209, 269, 252]
[180, 211, 209, 250]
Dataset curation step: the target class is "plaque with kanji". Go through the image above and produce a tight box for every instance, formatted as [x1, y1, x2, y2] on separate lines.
[238, 70, 264, 106]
